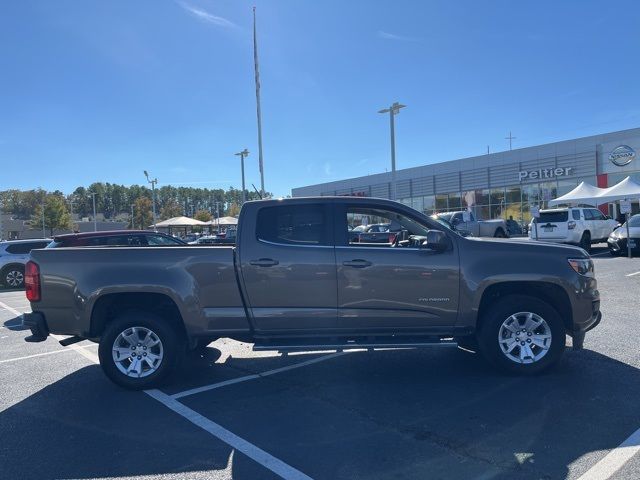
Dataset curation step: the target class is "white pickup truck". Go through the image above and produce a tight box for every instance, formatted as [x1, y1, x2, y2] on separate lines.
[435, 211, 509, 238]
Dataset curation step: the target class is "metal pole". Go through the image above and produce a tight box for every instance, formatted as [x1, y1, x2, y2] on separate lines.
[91, 193, 97, 232]
[130, 204, 135, 229]
[151, 181, 157, 231]
[253, 7, 265, 197]
[42, 192, 46, 238]
[241, 154, 246, 204]
[389, 109, 397, 201]
[627, 211, 632, 259]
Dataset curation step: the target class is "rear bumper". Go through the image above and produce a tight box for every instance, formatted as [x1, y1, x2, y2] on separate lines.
[22, 311, 49, 342]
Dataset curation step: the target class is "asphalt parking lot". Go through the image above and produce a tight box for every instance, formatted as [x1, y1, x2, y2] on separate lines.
[2, 245, 640, 480]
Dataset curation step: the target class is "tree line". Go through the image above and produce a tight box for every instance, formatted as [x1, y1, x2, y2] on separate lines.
[0, 183, 268, 235]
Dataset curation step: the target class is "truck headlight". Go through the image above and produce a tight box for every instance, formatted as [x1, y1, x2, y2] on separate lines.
[568, 258, 594, 277]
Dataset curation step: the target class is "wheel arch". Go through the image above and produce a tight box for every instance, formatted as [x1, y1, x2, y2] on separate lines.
[89, 292, 188, 340]
[477, 281, 573, 333]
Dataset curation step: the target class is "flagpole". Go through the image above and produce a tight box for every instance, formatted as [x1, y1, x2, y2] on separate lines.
[253, 6, 265, 197]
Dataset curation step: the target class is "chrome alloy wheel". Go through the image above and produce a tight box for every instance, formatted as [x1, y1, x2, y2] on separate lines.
[498, 312, 552, 364]
[112, 326, 164, 378]
[6, 270, 24, 287]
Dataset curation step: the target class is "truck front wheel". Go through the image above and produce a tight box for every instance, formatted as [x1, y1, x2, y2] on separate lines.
[98, 311, 183, 390]
[478, 295, 565, 374]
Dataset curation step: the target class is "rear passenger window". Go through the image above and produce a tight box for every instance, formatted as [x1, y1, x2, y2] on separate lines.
[572, 210, 581, 221]
[5, 242, 43, 254]
[590, 209, 606, 221]
[87, 236, 144, 246]
[257, 205, 328, 246]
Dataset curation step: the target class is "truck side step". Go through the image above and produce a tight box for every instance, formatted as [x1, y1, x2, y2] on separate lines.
[253, 336, 458, 352]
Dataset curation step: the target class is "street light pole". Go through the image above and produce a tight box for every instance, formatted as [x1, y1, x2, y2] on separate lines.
[41, 191, 46, 238]
[89, 192, 97, 232]
[144, 170, 158, 231]
[235, 149, 249, 204]
[378, 102, 406, 201]
[130, 204, 135, 230]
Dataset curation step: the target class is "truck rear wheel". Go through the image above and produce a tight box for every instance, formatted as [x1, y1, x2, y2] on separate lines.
[98, 311, 183, 390]
[493, 228, 506, 238]
[478, 295, 565, 374]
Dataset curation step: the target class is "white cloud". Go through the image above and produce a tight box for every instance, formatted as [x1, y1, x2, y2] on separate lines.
[377, 30, 420, 42]
[323, 162, 332, 176]
[178, 1, 236, 28]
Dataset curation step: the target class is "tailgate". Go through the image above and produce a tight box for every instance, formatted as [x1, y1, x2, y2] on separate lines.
[535, 211, 569, 239]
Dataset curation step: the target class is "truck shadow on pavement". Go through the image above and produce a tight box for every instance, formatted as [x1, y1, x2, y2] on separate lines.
[2, 346, 639, 480]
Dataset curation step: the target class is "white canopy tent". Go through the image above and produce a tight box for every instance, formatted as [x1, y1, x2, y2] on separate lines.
[150, 216, 208, 228]
[205, 216, 238, 226]
[548, 176, 640, 206]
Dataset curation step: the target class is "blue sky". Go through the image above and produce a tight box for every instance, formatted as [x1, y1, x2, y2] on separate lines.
[1, 0, 639, 197]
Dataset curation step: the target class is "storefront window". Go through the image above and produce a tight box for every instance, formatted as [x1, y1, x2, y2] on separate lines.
[490, 187, 505, 206]
[505, 186, 521, 204]
[448, 192, 462, 210]
[435, 194, 448, 211]
[411, 196, 423, 212]
[423, 195, 435, 215]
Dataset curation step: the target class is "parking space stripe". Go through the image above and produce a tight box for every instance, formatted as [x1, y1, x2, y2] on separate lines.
[577, 427, 640, 480]
[0, 300, 23, 317]
[146, 389, 313, 480]
[0, 344, 98, 364]
[172, 351, 347, 399]
[626, 271, 640, 277]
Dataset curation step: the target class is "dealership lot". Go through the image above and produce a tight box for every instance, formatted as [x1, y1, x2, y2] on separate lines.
[2, 246, 640, 480]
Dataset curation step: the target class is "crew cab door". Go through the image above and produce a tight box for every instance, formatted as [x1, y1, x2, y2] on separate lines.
[238, 202, 337, 332]
[334, 203, 460, 331]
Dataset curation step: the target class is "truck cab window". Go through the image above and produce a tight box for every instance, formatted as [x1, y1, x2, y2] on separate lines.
[257, 204, 329, 245]
[346, 207, 430, 248]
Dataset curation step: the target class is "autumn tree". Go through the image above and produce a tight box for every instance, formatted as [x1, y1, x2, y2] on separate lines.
[132, 197, 153, 230]
[160, 200, 183, 220]
[194, 210, 212, 222]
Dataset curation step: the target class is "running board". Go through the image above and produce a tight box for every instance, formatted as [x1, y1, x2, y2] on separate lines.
[253, 337, 458, 352]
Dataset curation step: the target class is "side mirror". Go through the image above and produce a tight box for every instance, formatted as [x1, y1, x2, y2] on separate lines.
[421, 229, 449, 252]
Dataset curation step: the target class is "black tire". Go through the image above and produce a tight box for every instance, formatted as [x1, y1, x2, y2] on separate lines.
[2, 265, 25, 289]
[477, 295, 565, 375]
[493, 228, 506, 238]
[98, 311, 185, 390]
[579, 232, 591, 253]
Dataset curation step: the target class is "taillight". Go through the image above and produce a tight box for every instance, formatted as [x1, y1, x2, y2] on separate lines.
[568, 221, 576, 230]
[25, 261, 40, 302]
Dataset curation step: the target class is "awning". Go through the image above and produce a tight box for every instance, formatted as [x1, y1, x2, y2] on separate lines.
[205, 216, 238, 226]
[149, 216, 207, 228]
[548, 176, 640, 206]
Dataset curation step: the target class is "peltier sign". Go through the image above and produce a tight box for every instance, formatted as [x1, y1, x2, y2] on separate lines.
[518, 167, 573, 182]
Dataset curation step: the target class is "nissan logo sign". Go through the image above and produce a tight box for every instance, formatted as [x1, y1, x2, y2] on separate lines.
[609, 145, 635, 167]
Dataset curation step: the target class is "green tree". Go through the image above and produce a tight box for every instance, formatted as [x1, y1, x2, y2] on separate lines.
[194, 209, 212, 222]
[31, 195, 73, 236]
[160, 200, 183, 220]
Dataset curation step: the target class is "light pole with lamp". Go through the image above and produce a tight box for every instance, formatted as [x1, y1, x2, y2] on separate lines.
[144, 170, 158, 231]
[378, 102, 406, 201]
[88, 192, 97, 232]
[235, 149, 249, 204]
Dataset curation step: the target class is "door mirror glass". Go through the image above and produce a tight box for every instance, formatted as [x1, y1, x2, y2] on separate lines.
[421, 229, 449, 252]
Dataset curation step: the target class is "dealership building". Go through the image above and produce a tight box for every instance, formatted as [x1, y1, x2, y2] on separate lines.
[292, 127, 640, 223]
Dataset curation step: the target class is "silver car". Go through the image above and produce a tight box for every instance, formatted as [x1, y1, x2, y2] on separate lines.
[0, 239, 51, 288]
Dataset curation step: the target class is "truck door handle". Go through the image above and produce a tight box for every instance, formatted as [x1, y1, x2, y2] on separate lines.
[342, 259, 372, 268]
[249, 258, 279, 267]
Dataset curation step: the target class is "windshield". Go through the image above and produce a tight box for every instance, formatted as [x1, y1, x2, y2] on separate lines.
[628, 215, 640, 227]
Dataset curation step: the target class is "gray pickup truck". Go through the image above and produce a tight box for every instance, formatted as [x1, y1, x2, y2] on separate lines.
[23, 197, 601, 389]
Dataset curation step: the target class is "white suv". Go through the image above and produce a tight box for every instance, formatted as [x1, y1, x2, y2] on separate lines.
[0, 239, 52, 288]
[528, 207, 618, 252]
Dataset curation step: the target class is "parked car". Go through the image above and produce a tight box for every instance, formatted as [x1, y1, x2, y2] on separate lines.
[0, 239, 51, 288]
[608, 214, 640, 256]
[528, 207, 618, 252]
[434, 211, 509, 238]
[24, 197, 601, 389]
[47, 230, 186, 248]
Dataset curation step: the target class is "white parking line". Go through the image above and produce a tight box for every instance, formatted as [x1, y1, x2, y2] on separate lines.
[0, 299, 316, 479]
[577, 427, 640, 480]
[173, 351, 347, 399]
[626, 271, 640, 277]
[147, 389, 312, 480]
[0, 344, 98, 364]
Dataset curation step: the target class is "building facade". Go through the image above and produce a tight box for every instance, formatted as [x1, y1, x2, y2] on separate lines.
[292, 127, 640, 223]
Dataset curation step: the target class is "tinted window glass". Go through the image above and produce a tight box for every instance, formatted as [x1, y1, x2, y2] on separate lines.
[257, 205, 328, 245]
[590, 209, 605, 221]
[87, 235, 145, 246]
[583, 209, 594, 220]
[572, 210, 581, 221]
[6, 242, 45, 254]
[538, 211, 568, 223]
[629, 215, 640, 227]
[146, 235, 182, 246]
